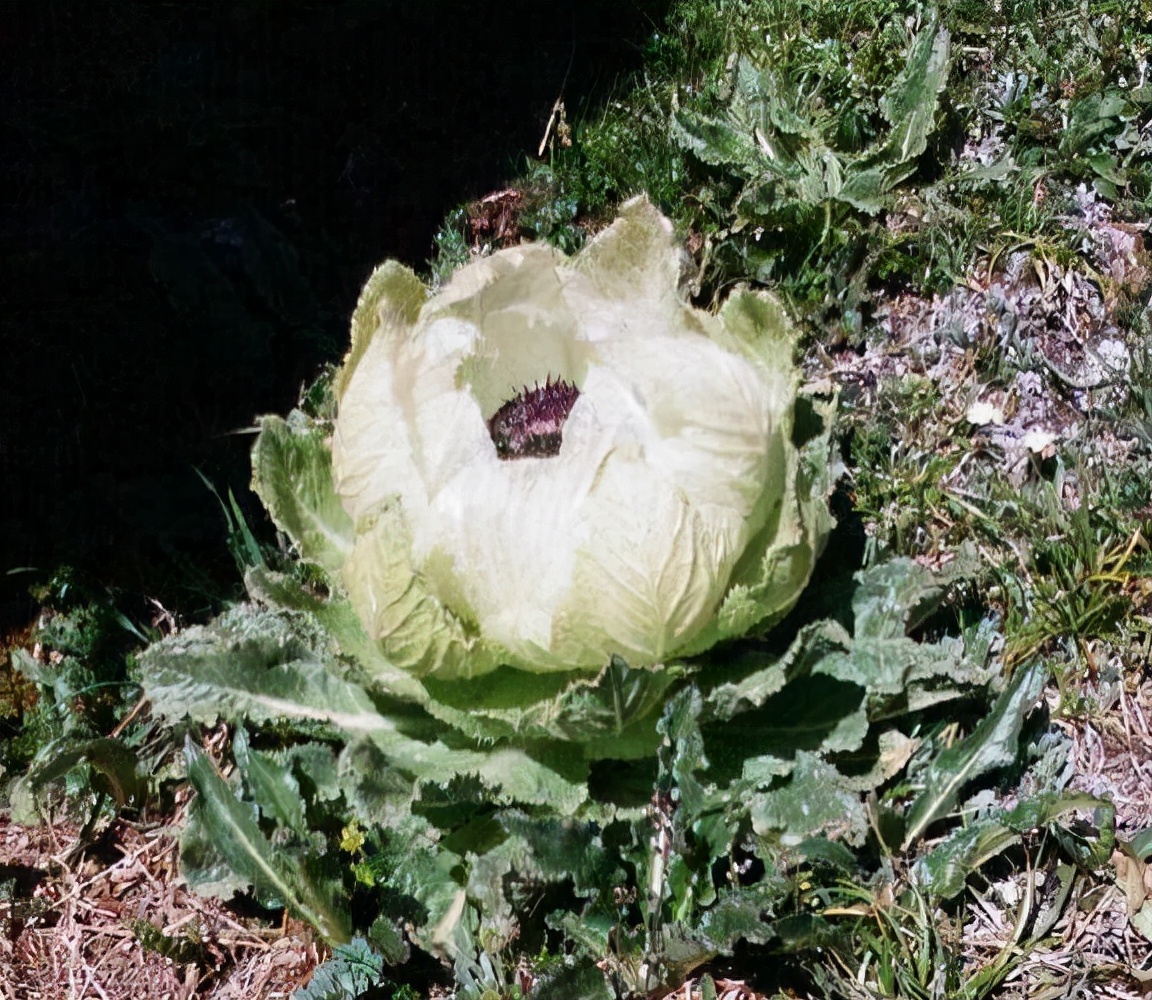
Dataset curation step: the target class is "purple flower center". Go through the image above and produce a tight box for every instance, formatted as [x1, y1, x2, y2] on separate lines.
[487, 377, 581, 460]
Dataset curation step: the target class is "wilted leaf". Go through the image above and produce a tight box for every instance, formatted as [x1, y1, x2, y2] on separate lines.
[1114, 829, 1152, 941]
[24, 736, 143, 809]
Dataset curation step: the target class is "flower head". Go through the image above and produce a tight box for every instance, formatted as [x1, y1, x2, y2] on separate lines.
[331, 196, 833, 678]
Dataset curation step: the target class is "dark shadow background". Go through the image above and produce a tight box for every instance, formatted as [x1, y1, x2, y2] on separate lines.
[1, 0, 670, 631]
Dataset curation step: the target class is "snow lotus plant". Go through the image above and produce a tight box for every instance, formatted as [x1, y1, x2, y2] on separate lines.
[136, 199, 1025, 972]
[264, 196, 833, 692]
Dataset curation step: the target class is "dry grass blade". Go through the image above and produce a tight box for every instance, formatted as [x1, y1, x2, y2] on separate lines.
[0, 816, 322, 999]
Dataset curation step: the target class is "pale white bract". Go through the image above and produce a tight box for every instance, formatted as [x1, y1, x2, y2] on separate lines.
[332, 196, 831, 678]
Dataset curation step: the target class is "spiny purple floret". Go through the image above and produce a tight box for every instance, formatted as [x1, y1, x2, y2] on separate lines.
[488, 377, 581, 460]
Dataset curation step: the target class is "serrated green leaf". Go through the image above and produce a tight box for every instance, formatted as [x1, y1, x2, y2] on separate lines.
[913, 819, 1022, 902]
[372, 730, 591, 816]
[903, 661, 1047, 848]
[660, 686, 710, 821]
[914, 791, 1110, 899]
[497, 812, 620, 897]
[852, 554, 971, 640]
[422, 655, 680, 756]
[183, 738, 350, 942]
[244, 566, 427, 704]
[140, 605, 396, 736]
[282, 742, 341, 803]
[337, 739, 417, 827]
[836, 166, 889, 214]
[533, 958, 614, 1000]
[547, 909, 615, 965]
[179, 802, 251, 902]
[676, 15, 949, 229]
[876, 15, 951, 166]
[251, 411, 353, 575]
[749, 751, 867, 846]
[813, 556, 989, 717]
[657, 883, 783, 986]
[703, 620, 848, 721]
[25, 736, 143, 809]
[671, 108, 764, 171]
[792, 836, 858, 872]
[695, 883, 780, 950]
[383, 840, 467, 958]
[816, 633, 980, 715]
[367, 915, 409, 966]
[233, 727, 309, 837]
[144, 605, 590, 812]
[704, 674, 868, 784]
[293, 937, 386, 1000]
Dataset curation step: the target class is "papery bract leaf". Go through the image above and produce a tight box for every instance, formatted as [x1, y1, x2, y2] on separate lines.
[251, 410, 353, 575]
[338, 259, 428, 403]
[331, 196, 831, 677]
